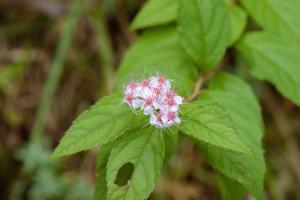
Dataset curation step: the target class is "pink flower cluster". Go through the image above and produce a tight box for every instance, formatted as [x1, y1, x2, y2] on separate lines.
[124, 76, 183, 128]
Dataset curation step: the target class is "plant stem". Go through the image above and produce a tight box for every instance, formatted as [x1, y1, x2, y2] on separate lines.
[31, 1, 84, 141]
[91, 6, 115, 94]
[185, 70, 215, 103]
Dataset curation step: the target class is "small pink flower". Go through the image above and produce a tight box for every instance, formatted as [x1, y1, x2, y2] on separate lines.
[153, 87, 161, 96]
[165, 97, 176, 106]
[145, 97, 154, 106]
[158, 76, 166, 84]
[123, 75, 183, 128]
[129, 82, 138, 89]
[167, 111, 176, 120]
[174, 96, 183, 105]
[166, 90, 175, 98]
[124, 94, 134, 105]
[141, 80, 150, 87]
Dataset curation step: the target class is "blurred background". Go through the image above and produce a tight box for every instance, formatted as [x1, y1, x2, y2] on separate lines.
[0, 0, 300, 200]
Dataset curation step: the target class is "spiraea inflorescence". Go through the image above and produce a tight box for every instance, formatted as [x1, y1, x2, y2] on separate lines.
[123, 76, 183, 128]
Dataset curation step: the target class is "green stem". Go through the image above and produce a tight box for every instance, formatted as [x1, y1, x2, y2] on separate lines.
[31, 1, 84, 141]
[91, 5, 115, 94]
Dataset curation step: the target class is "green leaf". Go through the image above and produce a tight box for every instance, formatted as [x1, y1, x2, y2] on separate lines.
[240, 0, 300, 44]
[200, 73, 265, 200]
[180, 93, 250, 154]
[131, 0, 244, 46]
[106, 127, 165, 200]
[236, 31, 300, 106]
[177, 0, 230, 69]
[227, 5, 247, 45]
[115, 26, 198, 97]
[216, 174, 246, 200]
[52, 93, 147, 158]
[95, 143, 114, 200]
[130, 0, 178, 30]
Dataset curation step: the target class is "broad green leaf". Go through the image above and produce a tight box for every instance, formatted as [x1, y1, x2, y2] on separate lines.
[52, 93, 147, 158]
[240, 0, 300, 44]
[115, 26, 198, 96]
[180, 93, 250, 154]
[236, 31, 300, 106]
[130, 0, 178, 30]
[228, 5, 247, 45]
[106, 127, 165, 200]
[216, 174, 246, 200]
[95, 143, 114, 200]
[178, 0, 230, 69]
[131, 0, 243, 46]
[200, 73, 265, 200]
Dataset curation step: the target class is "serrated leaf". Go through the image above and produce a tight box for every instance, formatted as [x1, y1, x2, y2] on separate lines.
[130, 0, 178, 30]
[106, 127, 165, 200]
[115, 26, 198, 97]
[180, 93, 250, 154]
[178, 0, 230, 69]
[200, 73, 265, 200]
[52, 93, 147, 158]
[236, 31, 300, 106]
[228, 5, 247, 46]
[240, 0, 300, 44]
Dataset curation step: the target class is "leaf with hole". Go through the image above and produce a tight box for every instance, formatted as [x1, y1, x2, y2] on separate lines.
[106, 127, 165, 200]
[95, 143, 114, 200]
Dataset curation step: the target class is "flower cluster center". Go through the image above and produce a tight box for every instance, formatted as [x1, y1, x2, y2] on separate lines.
[123, 76, 183, 128]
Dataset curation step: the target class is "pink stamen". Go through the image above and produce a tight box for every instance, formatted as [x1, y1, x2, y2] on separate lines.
[126, 94, 134, 103]
[166, 90, 175, 98]
[167, 112, 176, 120]
[129, 82, 138, 89]
[145, 97, 154, 106]
[166, 97, 175, 106]
[158, 76, 166, 85]
[153, 87, 161, 96]
[141, 80, 150, 87]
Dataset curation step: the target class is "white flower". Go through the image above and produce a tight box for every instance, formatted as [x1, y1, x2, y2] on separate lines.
[131, 99, 144, 109]
[144, 106, 154, 115]
[174, 96, 183, 105]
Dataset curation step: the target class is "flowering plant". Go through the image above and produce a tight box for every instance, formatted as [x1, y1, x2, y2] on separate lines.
[52, 0, 300, 199]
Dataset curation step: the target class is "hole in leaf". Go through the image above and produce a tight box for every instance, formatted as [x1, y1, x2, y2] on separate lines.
[114, 162, 134, 186]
